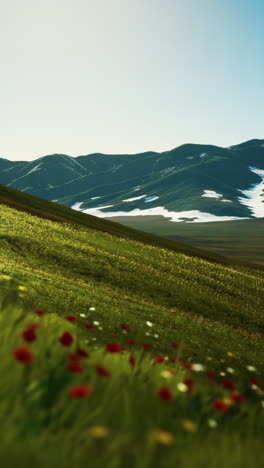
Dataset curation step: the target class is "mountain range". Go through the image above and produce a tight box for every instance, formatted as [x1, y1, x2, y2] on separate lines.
[1, 139, 263, 223]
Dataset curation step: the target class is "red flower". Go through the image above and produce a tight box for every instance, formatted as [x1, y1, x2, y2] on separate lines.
[67, 362, 83, 373]
[65, 315, 77, 322]
[157, 387, 173, 401]
[76, 348, 89, 358]
[249, 377, 262, 388]
[204, 371, 217, 380]
[181, 362, 192, 370]
[129, 355, 136, 367]
[121, 323, 130, 332]
[95, 364, 111, 377]
[22, 328, 37, 343]
[183, 378, 194, 393]
[106, 343, 122, 353]
[126, 339, 136, 345]
[222, 379, 236, 391]
[141, 343, 152, 350]
[230, 393, 246, 403]
[84, 323, 94, 329]
[34, 309, 45, 316]
[68, 353, 80, 362]
[13, 346, 33, 364]
[59, 332, 74, 347]
[154, 356, 166, 363]
[212, 400, 229, 412]
[69, 385, 92, 398]
[172, 342, 179, 348]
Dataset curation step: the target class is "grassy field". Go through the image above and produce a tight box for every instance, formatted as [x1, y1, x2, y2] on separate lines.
[109, 216, 264, 266]
[0, 187, 263, 467]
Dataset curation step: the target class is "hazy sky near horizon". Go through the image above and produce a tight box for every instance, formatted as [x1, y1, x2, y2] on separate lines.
[1, 0, 264, 161]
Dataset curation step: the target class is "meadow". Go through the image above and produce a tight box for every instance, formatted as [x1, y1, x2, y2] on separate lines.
[0, 190, 263, 467]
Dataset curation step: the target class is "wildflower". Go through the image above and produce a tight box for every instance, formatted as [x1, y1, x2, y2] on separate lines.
[121, 323, 130, 332]
[226, 367, 235, 374]
[141, 343, 152, 350]
[230, 393, 246, 403]
[177, 382, 188, 393]
[219, 372, 226, 377]
[0, 274, 11, 280]
[145, 332, 150, 337]
[181, 419, 197, 432]
[89, 426, 111, 438]
[34, 309, 45, 316]
[181, 362, 192, 370]
[204, 371, 217, 380]
[59, 332, 74, 347]
[172, 342, 179, 348]
[18, 285, 26, 291]
[227, 352, 235, 357]
[157, 387, 173, 401]
[154, 334, 159, 339]
[247, 365, 257, 372]
[106, 343, 122, 353]
[65, 315, 77, 322]
[161, 370, 173, 379]
[146, 321, 153, 327]
[22, 328, 37, 343]
[93, 321, 100, 326]
[67, 362, 83, 373]
[222, 379, 236, 391]
[126, 339, 136, 345]
[249, 377, 262, 388]
[69, 385, 92, 398]
[95, 364, 111, 377]
[183, 378, 194, 393]
[89, 307, 96, 311]
[154, 356, 167, 363]
[153, 430, 175, 446]
[208, 419, 218, 428]
[192, 363, 204, 372]
[84, 323, 94, 329]
[206, 356, 213, 361]
[76, 348, 89, 358]
[13, 347, 33, 364]
[129, 355, 136, 367]
[212, 400, 229, 412]
[79, 313, 86, 318]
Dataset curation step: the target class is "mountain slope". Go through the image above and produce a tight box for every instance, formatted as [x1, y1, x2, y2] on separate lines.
[1, 139, 263, 224]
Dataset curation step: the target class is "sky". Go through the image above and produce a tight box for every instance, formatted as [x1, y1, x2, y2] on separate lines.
[1, 0, 264, 161]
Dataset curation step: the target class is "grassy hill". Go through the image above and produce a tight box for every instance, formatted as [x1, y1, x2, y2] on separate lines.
[0, 185, 263, 468]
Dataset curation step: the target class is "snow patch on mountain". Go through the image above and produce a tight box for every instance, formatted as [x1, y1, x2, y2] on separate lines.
[238, 166, 264, 217]
[26, 163, 42, 176]
[186, 156, 193, 160]
[145, 196, 159, 202]
[202, 190, 223, 199]
[72, 203, 245, 223]
[123, 195, 146, 202]
[200, 153, 206, 158]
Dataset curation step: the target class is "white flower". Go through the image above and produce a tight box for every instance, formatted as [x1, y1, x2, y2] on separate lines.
[161, 370, 172, 379]
[208, 419, 218, 428]
[192, 363, 204, 372]
[92, 337, 97, 341]
[227, 367, 235, 374]
[154, 334, 159, 339]
[93, 321, 100, 326]
[79, 313, 86, 318]
[89, 307, 96, 311]
[177, 382, 188, 392]
[146, 321, 153, 327]
[247, 365, 256, 372]
[98, 326, 103, 331]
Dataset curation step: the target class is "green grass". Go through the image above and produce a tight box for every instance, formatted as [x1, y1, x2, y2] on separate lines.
[0, 187, 263, 467]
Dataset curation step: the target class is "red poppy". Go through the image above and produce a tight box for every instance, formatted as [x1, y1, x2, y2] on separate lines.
[172, 342, 179, 348]
[69, 385, 92, 398]
[129, 355, 136, 367]
[76, 348, 89, 358]
[204, 371, 217, 380]
[171, 358, 177, 363]
[230, 393, 246, 403]
[59, 332, 74, 346]
[222, 379, 236, 391]
[126, 339, 136, 345]
[249, 377, 262, 388]
[22, 328, 37, 343]
[106, 343, 122, 353]
[157, 387, 173, 401]
[34, 309, 45, 316]
[212, 400, 229, 412]
[84, 323, 94, 329]
[154, 356, 166, 363]
[121, 323, 130, 332]
[67, 362, 83, 373]
[95, 364, 111, 377]
[68, 353, 80, 362]
[183, 378, 194, 393]
[141, 343, 152, 350]
[65, 315, 77, 322]
[13, 346, 33, 364]
[181, 362, 192, 370]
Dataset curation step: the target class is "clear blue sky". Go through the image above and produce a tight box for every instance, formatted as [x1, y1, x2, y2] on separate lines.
[1, 0, 263, 161]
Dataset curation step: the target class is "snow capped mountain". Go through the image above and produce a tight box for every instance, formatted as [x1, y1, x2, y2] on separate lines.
[1, 139, 264, 223]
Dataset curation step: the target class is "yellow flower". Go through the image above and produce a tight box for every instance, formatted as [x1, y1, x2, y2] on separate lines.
[227, 352, 234, 357]
[0, 274, 11, 281]
[181, 419, 197, 432]
[206, 356, 213, 361]
[219, 372, 226, 377]
[153, 430, 175, 446]
[18, 285, 26, 291]
[89, 426, 111, 438]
